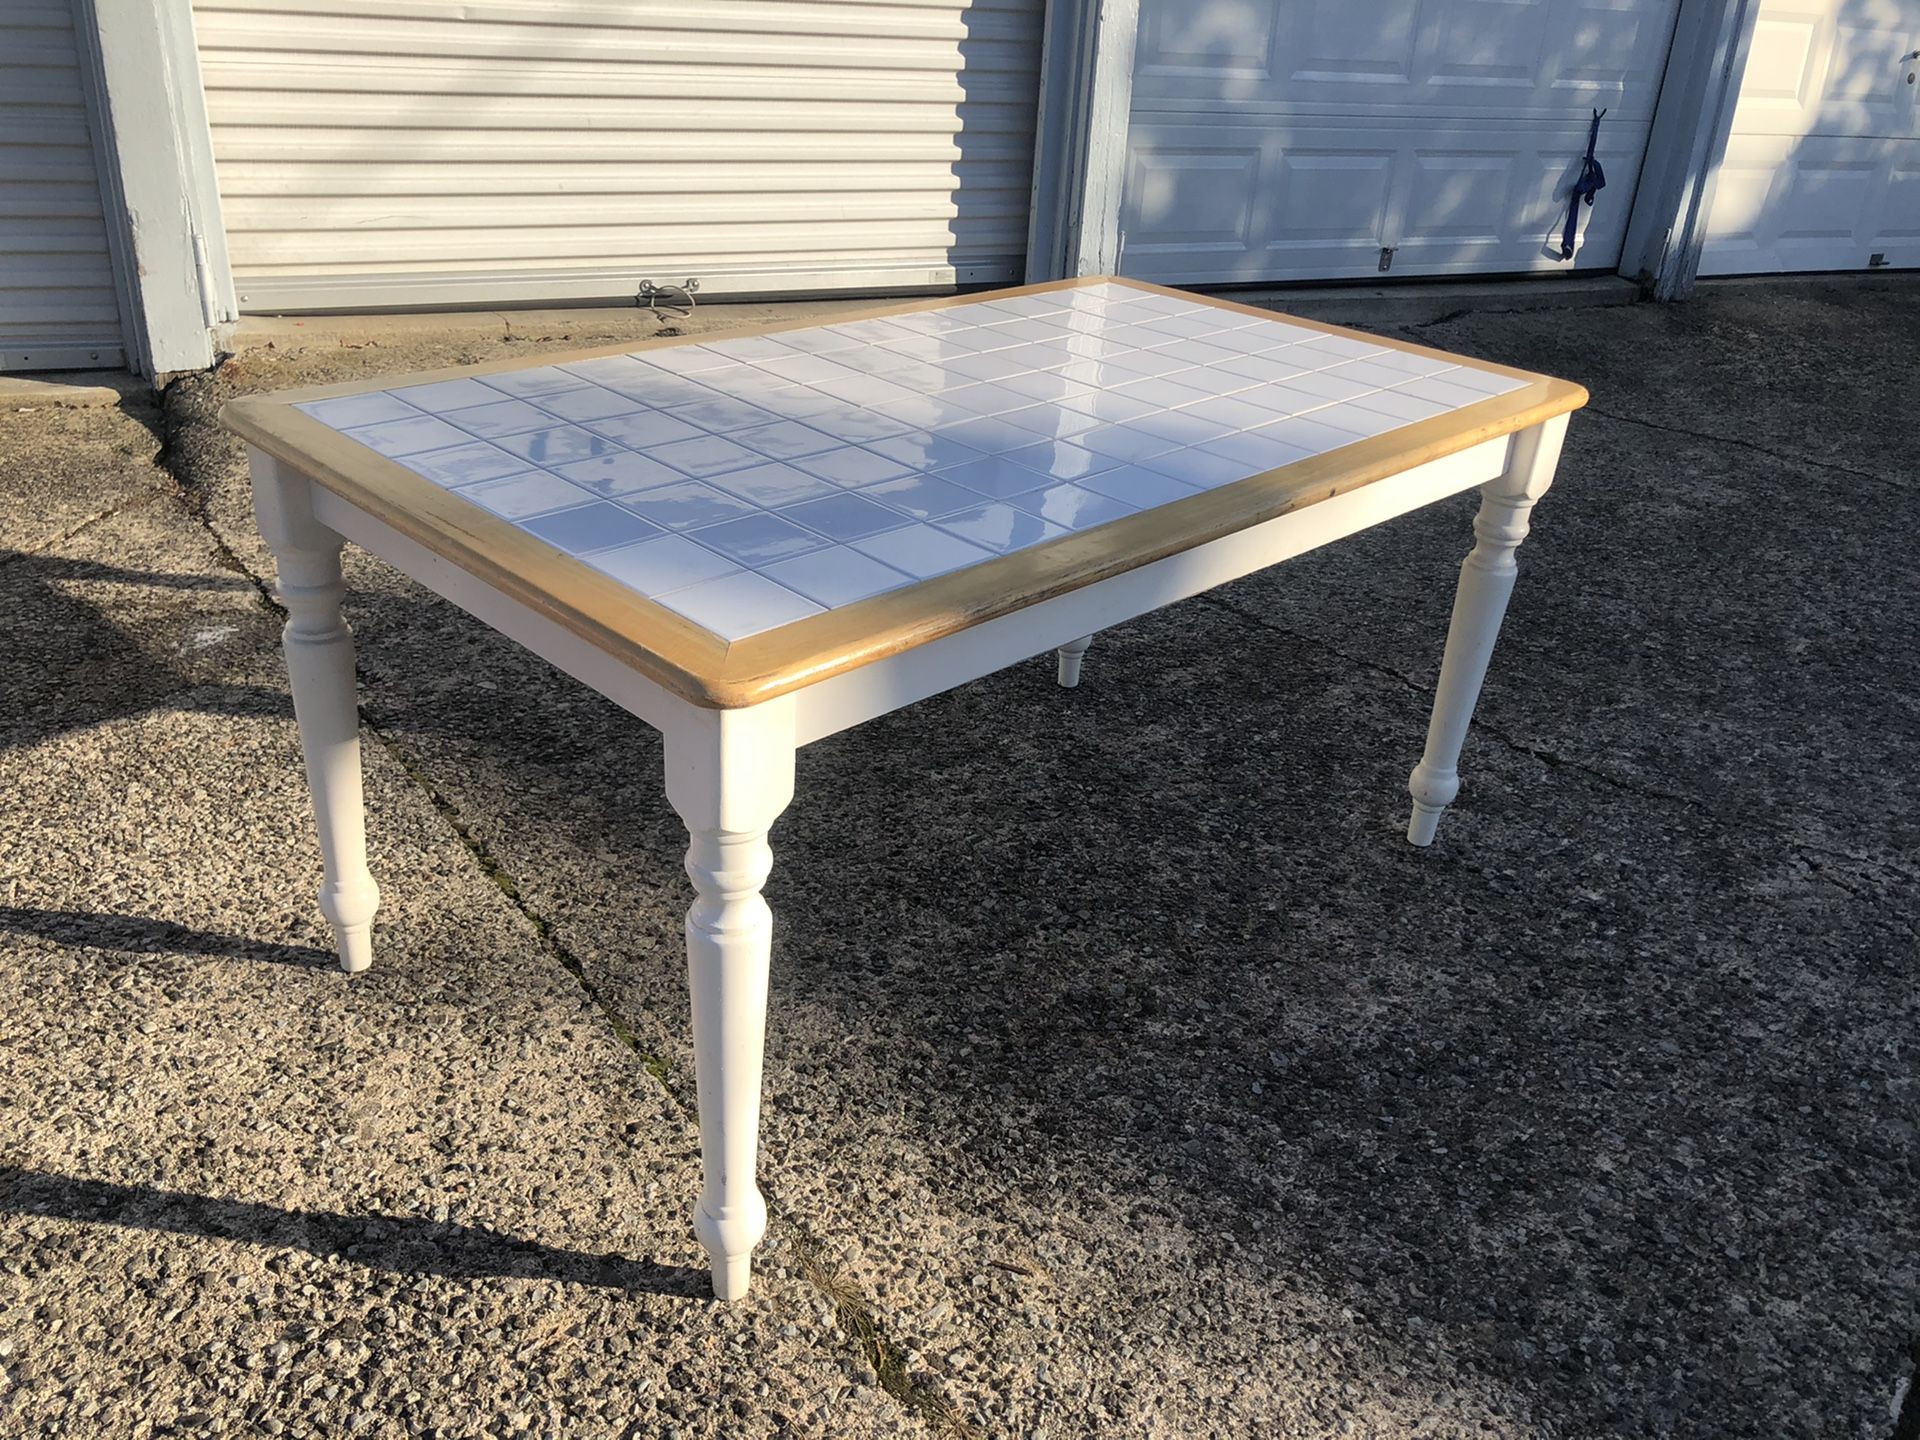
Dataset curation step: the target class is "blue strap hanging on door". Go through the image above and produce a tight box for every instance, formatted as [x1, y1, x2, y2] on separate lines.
[1559, 109, 1607, 261]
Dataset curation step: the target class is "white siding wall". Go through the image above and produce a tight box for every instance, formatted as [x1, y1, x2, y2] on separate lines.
[190, 0, 1045, 313]
[1, 0, 125, 371]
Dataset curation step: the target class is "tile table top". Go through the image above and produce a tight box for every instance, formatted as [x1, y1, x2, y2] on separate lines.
[223, 277, 1586, 707]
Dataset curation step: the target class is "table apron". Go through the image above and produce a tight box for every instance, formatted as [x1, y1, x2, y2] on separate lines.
[790, 434, 1513, 746]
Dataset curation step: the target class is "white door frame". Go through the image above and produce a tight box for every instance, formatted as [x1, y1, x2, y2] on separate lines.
[1030, 0, 1761, 302]
[72, 0, 234, 377]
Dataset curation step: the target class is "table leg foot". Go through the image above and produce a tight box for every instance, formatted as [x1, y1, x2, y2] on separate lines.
[666, 703, 796, 1304]
[253, 452, 381, 973]
[1404, 417, 1567, 846]
[1055, 634, 1093, 688]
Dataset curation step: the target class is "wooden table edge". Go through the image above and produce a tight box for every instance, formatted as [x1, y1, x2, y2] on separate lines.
[221, 281, 1588, 712]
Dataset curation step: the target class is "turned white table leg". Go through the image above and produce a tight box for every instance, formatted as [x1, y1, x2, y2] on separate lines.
[663, 700, 797, 1301]
[251, 452, 381, 972]
[1055, 634, 1093, 688]
[1407, 415, 1569, 846]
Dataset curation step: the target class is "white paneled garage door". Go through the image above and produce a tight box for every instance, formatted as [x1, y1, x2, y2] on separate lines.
[1, 0, 125, 371]
[1700, 0, 1920, 275]
[1119, 0, 1683, 284]
[191, 0, 1045, 313]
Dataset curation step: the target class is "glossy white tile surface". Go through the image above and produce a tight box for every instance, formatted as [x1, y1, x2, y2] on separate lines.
[295, 282, 1525, 640]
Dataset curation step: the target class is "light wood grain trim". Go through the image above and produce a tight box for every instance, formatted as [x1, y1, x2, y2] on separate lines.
[221, 277, 1588, 710]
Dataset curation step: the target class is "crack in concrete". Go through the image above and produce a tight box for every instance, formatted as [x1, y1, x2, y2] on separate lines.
[1581, 405, 1905, 491]
[0, 492, 166, 564]
[1197, 591, 1920, 903]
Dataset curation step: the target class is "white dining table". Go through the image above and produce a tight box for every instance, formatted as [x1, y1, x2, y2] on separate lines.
[223, 276, 1587, 1299]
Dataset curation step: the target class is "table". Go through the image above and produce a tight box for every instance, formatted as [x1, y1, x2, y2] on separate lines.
[223, 277, 1586, 1300]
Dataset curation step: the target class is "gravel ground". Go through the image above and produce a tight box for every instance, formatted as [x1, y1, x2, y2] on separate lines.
[2, 279, 1916, 1439]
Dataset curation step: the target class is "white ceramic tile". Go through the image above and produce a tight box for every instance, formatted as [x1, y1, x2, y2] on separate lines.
[584, 411, 706, 450]
[520, 501, 663, 555]
[1078, 465, 1203, 509]
[588, 533, 740, 597]
[858, 472, 984, 521]
[934, 501, 1068, 554]
[616, 479, 759, 531]
[298, 393, 420, 428]
[650, 434, 765, 479]
[935, 454, 1055, 501]
[495, 425, 629, 467]
[655, 570, 824, 641]
[794, 446, 914, 488]
[535, 386, 647, 423]
[445, 399, 563, 439]
[703, 462, 839, 509]
[670, 396, 782, 433]
[692, 512, 832, 568]
[848, 524, 995, 579]
[405, 443, 531, 488]
[459, 471, 596, 519]
[552, 450, 687, 498]
[1004, 483, 1137, 531]
[347, 414, 474, 457]
[389, 378, 508, 413]
[478, 366, 587, 398]
[761, 547, 913, 608]
[999, 438, 1116, 482]
[864, 429, 987, 472]
[299, 285, 1518, 640]
[780, 491, 913, 542]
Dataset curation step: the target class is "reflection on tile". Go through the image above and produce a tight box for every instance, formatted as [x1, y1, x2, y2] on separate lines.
[529, 385, 642, 422]
[405, 443, 531, 488]
[479, 367, 587, 398]
[859, 472, 986, 521]
[864, 429, 986, 472]
[389, 378, 507, 413]
[935, 501, 1068, 554]
[704, 462, 838, 508]
[651, 434, 764, 479]
[298, 393, 419, 429]
[937, 454, 1054, 500]
[693, 512, 831, 567]
[588, 533, 739, 597]
[1078, 466, 1202, 509]
[495, 425, 628, 466]
[999, 439, 1115, 482]
[521, 501, 662, 555]
[1005, 483, 1136, 530]
[617, 479, 758, 531]
[794, 447, 914, 488]
[347, 414, 474, 457]
[458, 471, 594, 519]
[445, 399, 563, 439]
[762, 547, 912, 608]
[670, 396, 781, 433]
[732, 420, 841, 460]
[553, 450, 687, 498]
[584, 411, 706, 450]
[656, 570, 823, 641]
[849, 523, 994, 579]
[935, 416, 1037, 454]
[781, 491, 911, 542]
[1140, 447, 1255, 489]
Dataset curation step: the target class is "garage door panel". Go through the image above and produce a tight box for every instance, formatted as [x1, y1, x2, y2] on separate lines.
[195, 0, 1045, 311]
[1120, 119, 1653, 283]
[1134, 0, 1679, 122]
[1702, 133, 1916, 272]
[1731, 3, 1917, 138]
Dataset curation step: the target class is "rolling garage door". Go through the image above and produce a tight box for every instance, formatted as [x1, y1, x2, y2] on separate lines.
[1118, 0, 1684, 284]
[190, 0, 1045, 313]
[1700, 0, 1920, 275]
[1, 0, 126, 371]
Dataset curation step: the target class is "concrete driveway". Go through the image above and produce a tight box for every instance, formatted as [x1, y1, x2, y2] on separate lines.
[1, 278, 1915, 1440]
